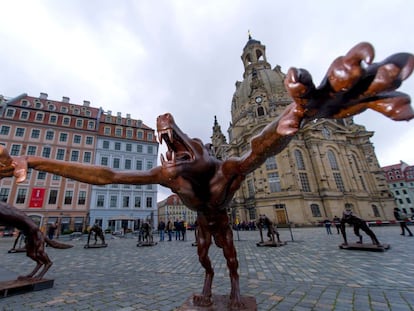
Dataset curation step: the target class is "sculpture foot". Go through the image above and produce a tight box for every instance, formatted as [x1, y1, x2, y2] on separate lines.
[228, 298, 245, 310]
[193, 294, 213, 307]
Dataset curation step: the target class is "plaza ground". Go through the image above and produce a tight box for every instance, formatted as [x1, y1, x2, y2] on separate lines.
[0, 226, 413, 310]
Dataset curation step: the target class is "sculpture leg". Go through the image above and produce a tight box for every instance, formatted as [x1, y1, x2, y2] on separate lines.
[193, 216, 214, 307]
[354, 226, 363, 244]
[361, 224, 380, 245]
[221, 226, 243, 308]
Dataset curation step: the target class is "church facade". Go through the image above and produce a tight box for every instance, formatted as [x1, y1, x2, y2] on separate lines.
[211, 36, 396, 226]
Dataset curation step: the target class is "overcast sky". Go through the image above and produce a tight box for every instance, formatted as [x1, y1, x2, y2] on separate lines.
[1, 1, 413, 201]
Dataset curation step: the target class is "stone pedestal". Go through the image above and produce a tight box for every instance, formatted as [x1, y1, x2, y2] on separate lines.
[178, 294, 257, 311]
[256, 241, 287, 247]
[84, 243, 108, 249]
[339, 243, 390, 252]
[0, 267, 54, 298]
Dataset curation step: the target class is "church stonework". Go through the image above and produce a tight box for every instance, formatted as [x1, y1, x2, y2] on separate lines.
[211, 36, 396, 226]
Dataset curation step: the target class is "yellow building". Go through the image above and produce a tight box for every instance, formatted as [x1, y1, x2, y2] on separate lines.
[211, 36, 396, 226]
[157, 194, 197, 227]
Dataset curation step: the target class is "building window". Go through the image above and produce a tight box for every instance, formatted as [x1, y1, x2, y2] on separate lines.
[115, 128, 122, 136]
[327, 150, 339, 170]
[147, 146, 153, 154]
[42, 146, 51, 158]
[110, 196, 117, 208]
[372, 205, 380, 217]
[113, 158, 120, 169]
[83, 152, 92, 163]
[146, 197, 152, 208]
[15, 128, 25, 137]
[76, 119, 83, 128]
[56, 149, 65, 160]
[87, 121, 95, 129]
[71, 150, 79, 162]
[0, 126, 10, 135]
[125, 159, 131, 169]
[310, 204, 321, 217]
[265, 156, 277, 170]
[59, 133, 68, 142]
[73, 135, 81, 144]
[137, 131, 143, 140]
[115, 142, 121, 150]
[62, 116, 71, 126]
[5, 108, 15, 118]
[268, 172, 281, 192]
[35, 112, 44, 122]
[49, 114, 58, 124]
[146, 161, 153, 170]
[101, 157, 108, 166]
[16, 188, 27, 204]
[20, 110, 29, 120]
[126, 129, 133, 138]
[123, 196, 129, 208]
[48, 190, 58, 204]
[0, 188, 10, 202]
[295, 149, 306, 170]
[45, 130, 54, 140]
[147, 133, 153, 141]
[247, 179, 255, 197]
[10, 144, 21, 156]
[97, 195, 105, 207]
[299, 172, 311, 192]
[136, 160, 142, 170]
[102, 141, 110, 149]
[27, 146, 37, 155]
[137, 144, 143, 153]
[134, 197, 141, 208]
[86, 136, 93, 145]
[333, 172, 345, 192]
[126, 143, 132, 152]
[64, 191, 73, 204]
[31, 129, 40, 139]
[78, 191, 86, 205]
[37, 171, 46, 180]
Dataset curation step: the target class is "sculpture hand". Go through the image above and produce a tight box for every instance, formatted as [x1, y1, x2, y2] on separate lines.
[284, 42, 414, 122]
[0, 146, 27, 183]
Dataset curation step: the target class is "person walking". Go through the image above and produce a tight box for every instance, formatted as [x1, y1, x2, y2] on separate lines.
[324, 219, 332, 235]
[333, 216, 341, 234]
[394, 208, 413, 236]
[158, 220, 166, 241]
[47, 222, 57, 240]
[166, 219, 173, 241]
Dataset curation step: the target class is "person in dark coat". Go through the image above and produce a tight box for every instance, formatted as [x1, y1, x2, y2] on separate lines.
[394, 208, 413, 236]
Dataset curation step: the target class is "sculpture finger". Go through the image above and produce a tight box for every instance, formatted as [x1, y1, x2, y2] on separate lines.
[365, 93, 414, 121]
[284, 67, 315, 106]
[326, 42, 375, 92]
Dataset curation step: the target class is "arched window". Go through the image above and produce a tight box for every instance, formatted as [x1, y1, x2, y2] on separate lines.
[294, 149, 305, 170]
[257, 106, 265, 116]
[327, 150, 339, 170]
[310, 204, 321, 217]
[372, 205, 380, 217]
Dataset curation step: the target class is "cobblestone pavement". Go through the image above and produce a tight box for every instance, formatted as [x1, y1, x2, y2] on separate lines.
[0, 226, 413, 311]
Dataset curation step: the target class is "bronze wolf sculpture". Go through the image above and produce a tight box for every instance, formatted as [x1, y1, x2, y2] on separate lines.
[0, 202, 73, 280]
[1, 42, 413, 308]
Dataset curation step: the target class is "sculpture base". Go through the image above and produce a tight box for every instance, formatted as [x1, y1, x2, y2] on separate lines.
[84, 243, 108, 249]
[137, 241, 157, 247]
[0, 267, 54, 298]
[178, 294, 257, 311]
[339, 243, 390, 252]
[256, 241, 287, 247]
[7, 248, 26, 253]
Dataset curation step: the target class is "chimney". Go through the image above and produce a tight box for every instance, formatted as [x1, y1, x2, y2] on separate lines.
[62, 96, 70, 103]
[39, 92, 48, 99]
[126, 113, 131, 119]
[83, 100, 90, 107]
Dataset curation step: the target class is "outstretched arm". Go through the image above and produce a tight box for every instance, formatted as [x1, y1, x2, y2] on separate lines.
[0, 146, 164, 185]
[234, 42, 414, 176]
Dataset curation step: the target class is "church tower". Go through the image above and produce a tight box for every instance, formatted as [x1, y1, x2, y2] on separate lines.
[212, 35, 396, 226]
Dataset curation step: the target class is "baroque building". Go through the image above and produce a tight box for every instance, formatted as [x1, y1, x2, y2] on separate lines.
[0, 93, 158, 234]
[382, 161, 414, 217]
[211, 36, 396, 226]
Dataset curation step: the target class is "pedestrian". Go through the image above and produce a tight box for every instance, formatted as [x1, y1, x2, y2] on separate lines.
[394, 207, 413, 236]
[324, 219, 332, 235]
[174, 219, 181, 240]
[47, 222, 57, 240]
[333, 216, 341, 234]
[158, 220, 166, 241]
[167, 219, 173, 241]
[180, 220, 186, 241]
